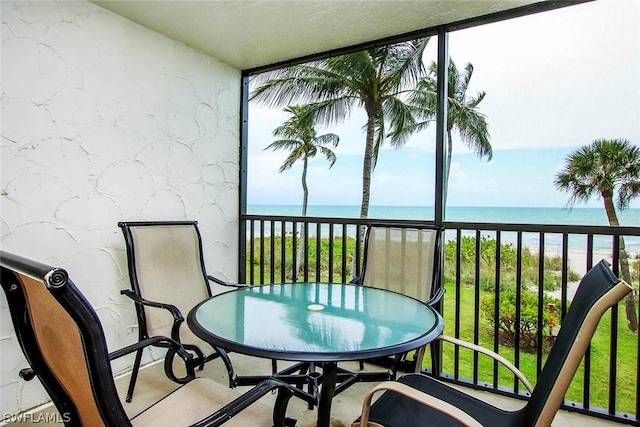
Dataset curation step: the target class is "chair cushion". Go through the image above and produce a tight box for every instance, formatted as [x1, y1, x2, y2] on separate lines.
[365, 374, 526, 427]
[131, 378, 275, 427]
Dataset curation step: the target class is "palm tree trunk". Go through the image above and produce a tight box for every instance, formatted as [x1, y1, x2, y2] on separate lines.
[444, 128, 454, 206]
[295, 159, 309, 280]
[351, 110, 377, 279]
[360, 112, 376, 219]
[603, 195, 638, 332]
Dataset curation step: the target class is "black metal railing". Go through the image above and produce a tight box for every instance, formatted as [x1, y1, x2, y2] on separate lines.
[240, 214, 640, 425]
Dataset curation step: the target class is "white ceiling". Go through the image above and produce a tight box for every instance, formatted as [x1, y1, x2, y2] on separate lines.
[92, 0, 545, 72]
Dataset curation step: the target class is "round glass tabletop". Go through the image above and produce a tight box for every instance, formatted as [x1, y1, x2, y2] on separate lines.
[188, 282, 443, 362]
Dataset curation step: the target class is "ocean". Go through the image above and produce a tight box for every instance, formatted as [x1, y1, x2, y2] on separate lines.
[247, 205, 640, 253]
[248, 205, 640, 227]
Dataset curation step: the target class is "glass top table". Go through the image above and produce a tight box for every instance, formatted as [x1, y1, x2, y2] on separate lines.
[188, 282, 443, 427]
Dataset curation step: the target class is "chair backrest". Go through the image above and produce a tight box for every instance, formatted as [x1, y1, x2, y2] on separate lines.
[524, 259, 632, 426]
[0, 251, 131, 426]
[119, 221, 213, 341]
[360, 224, 443, 303]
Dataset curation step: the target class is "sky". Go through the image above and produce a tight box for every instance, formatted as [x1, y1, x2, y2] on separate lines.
[247, 0, 640, 209]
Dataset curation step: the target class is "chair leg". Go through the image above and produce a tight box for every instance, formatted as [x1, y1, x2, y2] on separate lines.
[390, 354, 404, 380]
[125, 349, 144, 403]
[414, 345, 426, 374]
[430, 340, 441, 377]
[213, 347, 237, 388]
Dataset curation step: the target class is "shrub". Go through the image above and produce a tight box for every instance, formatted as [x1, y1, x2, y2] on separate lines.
[480, 290, 561, 353]
[444, 236, 579, 292]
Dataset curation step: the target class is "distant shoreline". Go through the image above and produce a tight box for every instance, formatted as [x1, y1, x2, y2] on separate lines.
[248, 204, 640, 227]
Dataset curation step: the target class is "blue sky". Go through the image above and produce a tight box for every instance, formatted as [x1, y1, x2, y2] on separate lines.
[247, 0, 640, 209]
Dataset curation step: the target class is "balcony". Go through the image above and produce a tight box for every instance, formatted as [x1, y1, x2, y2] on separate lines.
[2, 1, 638, 425]
[7, 214, 637, 426]
[239, 213, 640, 425]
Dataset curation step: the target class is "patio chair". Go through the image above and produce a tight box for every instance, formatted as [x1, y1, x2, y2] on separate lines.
[352, 259, 632, 427]
[0, 250, 297, 427]
[351, 223, 444, 376]
[117, 220, 244, 402]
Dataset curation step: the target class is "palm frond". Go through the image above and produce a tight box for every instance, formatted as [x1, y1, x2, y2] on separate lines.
[384, 96, 418, 148]
[555, 138, 640, 211]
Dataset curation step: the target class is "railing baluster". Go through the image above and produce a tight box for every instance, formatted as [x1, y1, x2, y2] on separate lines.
[473, 230, 481, 385]
[561, 233, 569, 317]
[536, 232, 545, 378]
[637, 269, 640, 420]
[454, 228, 462, 380]
[583, 234, 594, 409]
[303, 220, 309, 282]
[249, 219, 255, 285]
[316, 222, 321, 281]
[328, 224, 335, 282]
[609, 235, 620, 415]
[493, 230, 501, 390]
[292, 221, 298, 282]
[280, 220, 286, 283]
[270, 221, 275, 284]
[355, 225, 363, 280]
[341, 224, 348, 283]
[514, 231, 523, 393]
[259, 220, 265, 284]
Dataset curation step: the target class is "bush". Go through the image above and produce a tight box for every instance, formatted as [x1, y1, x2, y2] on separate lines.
[480, 290, 561, 353]
[444, 235, 579, 292]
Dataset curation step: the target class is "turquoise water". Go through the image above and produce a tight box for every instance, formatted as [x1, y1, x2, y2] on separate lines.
[248, 204, 640, 227]
[247, 205, 640, 252]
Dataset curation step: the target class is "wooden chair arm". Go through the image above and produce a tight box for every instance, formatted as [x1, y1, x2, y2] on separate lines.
[351, 380, 483, 427]
[437, 335, 534, 393]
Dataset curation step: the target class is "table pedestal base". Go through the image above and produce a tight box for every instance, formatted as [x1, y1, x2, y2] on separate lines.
[234, 360, 392, 427]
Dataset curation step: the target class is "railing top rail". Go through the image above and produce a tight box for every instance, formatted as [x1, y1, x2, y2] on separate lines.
[241, 214, 437, 228]
[444, 221, 640, 236]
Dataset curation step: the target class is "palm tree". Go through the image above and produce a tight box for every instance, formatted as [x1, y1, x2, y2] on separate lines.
[267, 105, 339, 216]
[265, 105, 339, 278]
[554, 138, 640, 332]
[408, 59, 492, 201]
[251, 38, 430, 219]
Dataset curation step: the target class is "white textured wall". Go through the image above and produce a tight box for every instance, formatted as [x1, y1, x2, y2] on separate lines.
[0, 1, 241, 415]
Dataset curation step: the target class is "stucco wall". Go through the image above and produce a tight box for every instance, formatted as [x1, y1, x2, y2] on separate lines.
[1, 1, 241, 416]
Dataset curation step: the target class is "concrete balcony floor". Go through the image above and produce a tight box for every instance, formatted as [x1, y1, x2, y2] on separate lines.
[15, 353, 621, 426]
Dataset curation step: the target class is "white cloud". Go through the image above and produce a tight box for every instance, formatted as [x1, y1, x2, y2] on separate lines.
[246, 1, 640, 210]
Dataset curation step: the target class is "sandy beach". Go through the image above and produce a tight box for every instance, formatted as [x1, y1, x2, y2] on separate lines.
[540, 247, 636, 300]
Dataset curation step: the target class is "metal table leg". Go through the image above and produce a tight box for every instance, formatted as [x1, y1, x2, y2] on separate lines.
[317, 362, 337, 427]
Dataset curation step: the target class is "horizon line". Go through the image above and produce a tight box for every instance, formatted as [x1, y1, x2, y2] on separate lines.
[246, 204, 634, 210]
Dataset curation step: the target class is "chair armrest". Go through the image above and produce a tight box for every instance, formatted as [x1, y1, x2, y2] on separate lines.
[427, 287, 445, 306]
[207, 275, 247, 288]
[351, 380, 483, 427]
[437, 335, 534, 393]
[121, 289, 186, 341]
[121, 289, 183, 321]
[191, 379, 296, 427]
[108, 336, 193, 363]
